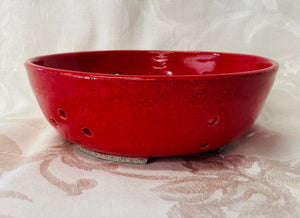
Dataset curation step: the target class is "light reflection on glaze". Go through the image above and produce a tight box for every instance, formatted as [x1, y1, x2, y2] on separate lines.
[150, 52, 219, 76]
[150, 52, 175, 76]
[165, 71, 173, 76]
[152, 53, 168, 70]
[182, 54, 218, 75]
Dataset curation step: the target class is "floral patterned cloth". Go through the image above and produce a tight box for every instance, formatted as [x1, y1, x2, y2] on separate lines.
[1, 0, 300, 217]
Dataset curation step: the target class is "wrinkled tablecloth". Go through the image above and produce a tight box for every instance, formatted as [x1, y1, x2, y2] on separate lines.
[0, 0, 300, 217]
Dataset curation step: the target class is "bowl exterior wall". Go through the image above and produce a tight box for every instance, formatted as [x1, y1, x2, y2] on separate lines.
[25, 63, 276, 157]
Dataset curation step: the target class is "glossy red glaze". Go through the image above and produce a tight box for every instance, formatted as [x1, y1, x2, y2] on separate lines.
[25, 51, 278, 158]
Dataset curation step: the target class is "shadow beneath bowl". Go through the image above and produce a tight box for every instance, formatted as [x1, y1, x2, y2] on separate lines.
[223, 124, 288, 157]
[69, 124, 288, 175]
[146, 123, 285, 167]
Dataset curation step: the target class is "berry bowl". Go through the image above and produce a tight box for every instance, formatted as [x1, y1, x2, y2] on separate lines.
[25, 51, 278, 164]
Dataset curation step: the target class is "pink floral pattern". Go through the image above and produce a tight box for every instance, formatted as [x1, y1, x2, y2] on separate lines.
[1, 0, 300, 217]
[154, 154, 300, 217]
[1, 133, 299, 217]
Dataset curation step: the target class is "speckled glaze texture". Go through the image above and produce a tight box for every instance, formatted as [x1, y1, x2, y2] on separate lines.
[25, 51, 278, 158]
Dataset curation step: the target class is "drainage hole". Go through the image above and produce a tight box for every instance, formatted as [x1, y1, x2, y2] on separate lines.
[199, 142, 209, 150]
[50, 118, 57, 126]
[208, 116, 219, 126]
[58, 109, 67, 119]
[82, 128, 93, 137]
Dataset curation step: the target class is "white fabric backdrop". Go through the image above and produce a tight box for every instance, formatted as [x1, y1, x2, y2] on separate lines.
[1, 0, 300, 217]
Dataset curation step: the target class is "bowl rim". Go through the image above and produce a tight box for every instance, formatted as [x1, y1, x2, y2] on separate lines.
[24, 50, 279, 80]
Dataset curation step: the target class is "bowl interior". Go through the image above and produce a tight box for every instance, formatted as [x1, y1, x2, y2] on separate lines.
[30, 51, 275, 76]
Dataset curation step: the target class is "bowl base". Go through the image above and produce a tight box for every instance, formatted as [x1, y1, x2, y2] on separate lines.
[74, 144, 148, 164]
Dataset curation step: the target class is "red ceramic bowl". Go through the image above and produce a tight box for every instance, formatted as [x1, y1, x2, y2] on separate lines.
[25, 51, 278, 160]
